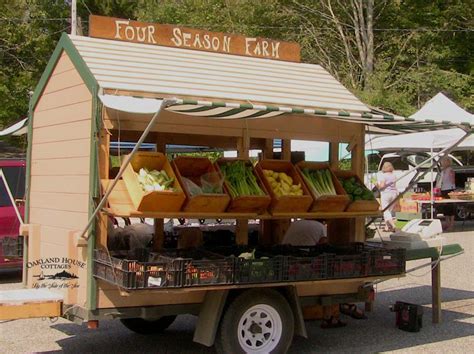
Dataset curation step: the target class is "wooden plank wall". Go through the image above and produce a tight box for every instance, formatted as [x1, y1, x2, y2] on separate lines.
[28, 52, 92, 306]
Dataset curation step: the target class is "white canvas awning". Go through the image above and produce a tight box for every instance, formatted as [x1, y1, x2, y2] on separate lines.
[56, 36, 472, 134]
[0, 118, 28, 137]
[366, 128, 474, 151]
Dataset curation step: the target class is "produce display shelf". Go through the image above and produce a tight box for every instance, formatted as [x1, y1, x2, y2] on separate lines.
[103, 208, 381, 219]
[102, 179, 381, 219]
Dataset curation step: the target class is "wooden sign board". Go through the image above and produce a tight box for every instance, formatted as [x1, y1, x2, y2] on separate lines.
[89, 15, 300, 62]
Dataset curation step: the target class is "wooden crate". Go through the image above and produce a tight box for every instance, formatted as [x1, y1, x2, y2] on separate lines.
[121, 152, 185, 212]
[296, 162, 350, 212]
[215, 158, 271, 214]
[333, 170, 380, 212]
[255, 160, 313, 213]
[172, 157, 230, 212]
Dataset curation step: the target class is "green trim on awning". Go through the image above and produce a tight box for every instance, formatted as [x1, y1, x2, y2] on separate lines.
[170, 98, 473, 134]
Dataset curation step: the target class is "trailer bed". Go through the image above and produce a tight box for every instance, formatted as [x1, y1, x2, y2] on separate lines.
[0, 289, 62, 320]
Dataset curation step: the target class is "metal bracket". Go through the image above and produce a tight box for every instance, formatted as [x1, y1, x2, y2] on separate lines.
[284, 286, 308, 338]
[193, 290, 229, 347]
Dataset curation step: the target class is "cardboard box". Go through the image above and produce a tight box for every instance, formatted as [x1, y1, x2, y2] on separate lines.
[399, 198, 419, 213]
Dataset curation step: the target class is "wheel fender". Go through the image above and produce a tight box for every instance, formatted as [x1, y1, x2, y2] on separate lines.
[283, 286, 308, 338]
[193, 290, 229, 347]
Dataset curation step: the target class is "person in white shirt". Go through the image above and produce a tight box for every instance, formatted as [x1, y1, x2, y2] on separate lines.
[282, 220, 366, 327]
[436, 156, 456, 230]
[282, 219, 328, 246]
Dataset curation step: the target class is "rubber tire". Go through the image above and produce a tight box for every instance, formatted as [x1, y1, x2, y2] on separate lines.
[120, 315, 177, 335]
[215, 289, 294, 354]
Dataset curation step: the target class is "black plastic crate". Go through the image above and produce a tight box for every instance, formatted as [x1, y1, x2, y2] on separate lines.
[234, 256, 285, 284]
[93, 250, 183, 290]
[94, 259, 137, 288]
[367, 248, 406, 276]
[326, 253, 368, 279]
[17, 235, 23, 256]
[285, 254, 328, 281]
[1, 236, 23, 257]
[184, 259, 234, 286]
[151, 248, 235, 287]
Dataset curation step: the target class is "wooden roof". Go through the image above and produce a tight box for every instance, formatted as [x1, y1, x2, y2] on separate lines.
[69, 35, 369, 114]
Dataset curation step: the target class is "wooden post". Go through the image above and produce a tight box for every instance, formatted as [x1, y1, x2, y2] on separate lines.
[352, 127, 366, 243]
[329, 142, 339, 170]
[236, 130, 250, 245]
[432, 257, 441, 323]
[97, 129, 110, 248]
[154, 137, 166, 250]
[260, 139, 274, 245]
[282, 139, 291, 161]
[271, 139, 291, 244]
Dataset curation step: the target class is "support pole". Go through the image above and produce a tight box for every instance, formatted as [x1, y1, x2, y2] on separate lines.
[71, 0, 77, 36]
[432, 257, 441, 323]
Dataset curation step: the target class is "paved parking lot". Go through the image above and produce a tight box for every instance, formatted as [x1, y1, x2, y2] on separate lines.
[1, 223, 473, 353]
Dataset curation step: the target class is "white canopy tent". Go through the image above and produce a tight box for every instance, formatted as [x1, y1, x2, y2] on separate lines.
[364, 93, 473, 218]
[366, 93, 473, 152]
[366, 128, 474, 152]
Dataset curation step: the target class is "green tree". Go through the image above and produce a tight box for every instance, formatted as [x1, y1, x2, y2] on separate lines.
[1, 0, 472, 141]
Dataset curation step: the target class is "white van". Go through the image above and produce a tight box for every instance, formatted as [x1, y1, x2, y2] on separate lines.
[364, 152, 463, 194]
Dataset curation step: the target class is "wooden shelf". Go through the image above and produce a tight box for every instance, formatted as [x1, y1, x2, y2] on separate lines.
[102, 180, 381, 219]
[103, 208, 380, 220]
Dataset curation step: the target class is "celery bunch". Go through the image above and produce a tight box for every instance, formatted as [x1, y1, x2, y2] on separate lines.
[302, 168, 336, 198]
[220, 161, 265, 198]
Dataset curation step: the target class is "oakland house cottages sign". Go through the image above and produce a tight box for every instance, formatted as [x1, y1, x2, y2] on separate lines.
[89, 15, 301, 62]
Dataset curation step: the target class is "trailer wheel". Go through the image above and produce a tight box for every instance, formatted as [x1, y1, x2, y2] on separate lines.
[215, 289, 294, 354]
[120, 315, 176, 335]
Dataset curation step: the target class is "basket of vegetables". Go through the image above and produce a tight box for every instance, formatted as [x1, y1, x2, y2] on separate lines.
[215, 158, 271, 214]
[172, 156, 230, 212]
[121, 152, 185, 212]
[334, 171, 379, 212]
[255, 160, 313, 213]
[296, 162, 350, 212]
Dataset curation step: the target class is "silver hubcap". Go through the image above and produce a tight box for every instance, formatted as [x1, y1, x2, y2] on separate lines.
[237, 304, 282, 353]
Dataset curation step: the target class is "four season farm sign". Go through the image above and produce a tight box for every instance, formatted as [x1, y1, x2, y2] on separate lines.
[89, 15, 301, 62]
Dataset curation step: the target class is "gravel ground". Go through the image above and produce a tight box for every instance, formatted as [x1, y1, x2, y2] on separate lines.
[1, 222, 473, 353]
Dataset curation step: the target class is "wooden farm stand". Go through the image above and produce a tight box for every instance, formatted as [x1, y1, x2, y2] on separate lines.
[2, 15, 470, 353]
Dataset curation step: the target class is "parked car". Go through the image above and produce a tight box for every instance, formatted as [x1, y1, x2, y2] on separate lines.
[0, 159, 25, 270]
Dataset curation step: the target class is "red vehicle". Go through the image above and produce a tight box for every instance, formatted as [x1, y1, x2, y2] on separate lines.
[0, 159, 25, 270]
